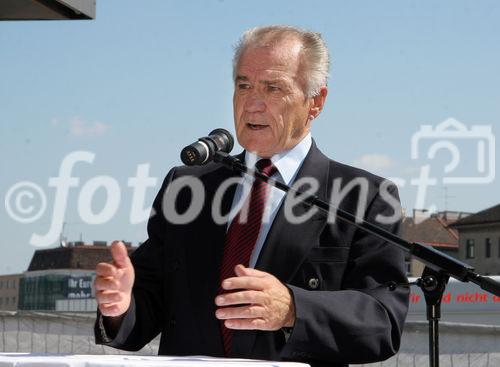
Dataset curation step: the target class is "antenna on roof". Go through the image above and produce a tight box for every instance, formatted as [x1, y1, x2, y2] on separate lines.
[440, 186, 456, 212]
[60, 222, 67, 247]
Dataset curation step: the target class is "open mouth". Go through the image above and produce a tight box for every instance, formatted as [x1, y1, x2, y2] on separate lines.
[247, 123, 268, 130]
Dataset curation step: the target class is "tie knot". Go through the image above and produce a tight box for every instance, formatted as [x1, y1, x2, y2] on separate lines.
[255, 159, 277, 177]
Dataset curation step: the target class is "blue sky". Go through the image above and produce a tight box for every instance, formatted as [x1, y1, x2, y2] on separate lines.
[1, 0, 499, 274]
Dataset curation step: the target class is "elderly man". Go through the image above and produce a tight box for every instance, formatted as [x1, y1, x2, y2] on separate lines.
[94, 25, 409, 367]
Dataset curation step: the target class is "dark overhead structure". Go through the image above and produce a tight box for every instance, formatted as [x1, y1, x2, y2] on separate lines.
[0, 0, 95, 20]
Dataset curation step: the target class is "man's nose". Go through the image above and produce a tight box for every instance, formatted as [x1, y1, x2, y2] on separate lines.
[244, 92, 266, 113]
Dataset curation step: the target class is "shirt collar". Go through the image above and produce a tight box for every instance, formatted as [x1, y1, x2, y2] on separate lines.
[244, 133, 312, 185]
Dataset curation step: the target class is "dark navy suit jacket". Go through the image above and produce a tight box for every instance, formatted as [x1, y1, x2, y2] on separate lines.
[95, 141, 409, 367]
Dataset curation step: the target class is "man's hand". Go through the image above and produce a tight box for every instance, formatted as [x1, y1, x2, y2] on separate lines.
[215, 264, 295, 330]
[94, 241, 135, 317]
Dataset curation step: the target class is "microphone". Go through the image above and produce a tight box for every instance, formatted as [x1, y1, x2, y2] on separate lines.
[180, 128, 234, 166]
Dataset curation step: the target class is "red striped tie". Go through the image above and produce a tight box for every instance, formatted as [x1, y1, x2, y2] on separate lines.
[218, 158, 277, 356]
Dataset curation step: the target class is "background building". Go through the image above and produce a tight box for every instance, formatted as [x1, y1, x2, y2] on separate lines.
[402, 210, 471, 276]
[17, 241, 134, 312]
[0, 274, 22, 311]
[450, 204, 500, 276]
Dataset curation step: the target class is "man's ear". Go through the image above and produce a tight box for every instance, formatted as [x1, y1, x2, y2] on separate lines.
[308, 86, 328, 120]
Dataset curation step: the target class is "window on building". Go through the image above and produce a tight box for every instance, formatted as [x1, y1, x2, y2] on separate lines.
[5, 298, 9, 306]
[12, 297, 15, 305]
[0, 280, 3, 289]
[486, 238, 491, 258]
[498, 238, 500, 258]
[405, 261, 411, 275]
[0, 298, 3, 306]
[466, 239, 475, 259]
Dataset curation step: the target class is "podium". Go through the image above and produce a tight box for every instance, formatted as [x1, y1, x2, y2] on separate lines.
[0, 354, 310, 366]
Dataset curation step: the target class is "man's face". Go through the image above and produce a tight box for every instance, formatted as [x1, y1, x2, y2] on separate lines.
[233, 39, 313, 158]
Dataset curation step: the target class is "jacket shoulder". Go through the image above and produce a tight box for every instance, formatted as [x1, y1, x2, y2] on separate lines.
[170, 161, 228, 178]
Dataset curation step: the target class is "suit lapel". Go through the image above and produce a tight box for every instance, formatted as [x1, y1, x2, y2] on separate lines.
[231, 141, 331, 358]
[255, 141, 330, 279]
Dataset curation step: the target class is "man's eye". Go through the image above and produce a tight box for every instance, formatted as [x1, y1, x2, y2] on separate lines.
[268, 85, 280, 92]
[238, 83, 251, 90]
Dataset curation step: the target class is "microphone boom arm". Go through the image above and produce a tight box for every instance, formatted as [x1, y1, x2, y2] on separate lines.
[213, 151, 500, 296]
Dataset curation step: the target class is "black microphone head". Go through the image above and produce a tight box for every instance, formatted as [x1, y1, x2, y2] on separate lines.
[208, 128, 234, 153]
[180, 128, 234, 166]
[181, 139, 213, 166]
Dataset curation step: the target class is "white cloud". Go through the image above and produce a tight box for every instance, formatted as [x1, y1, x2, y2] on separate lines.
[69, 117, 109, 137]
[51, 117, 109, 137]
[353, 153, 393, 172]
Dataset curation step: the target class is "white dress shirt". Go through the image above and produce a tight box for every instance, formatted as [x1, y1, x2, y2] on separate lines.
[227, 133, 312, 268]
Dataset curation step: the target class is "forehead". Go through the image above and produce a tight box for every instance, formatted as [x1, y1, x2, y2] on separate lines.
[236, 39, 303, 80]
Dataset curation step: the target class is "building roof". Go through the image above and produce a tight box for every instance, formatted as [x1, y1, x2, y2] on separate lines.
[402, 216, 459, 249]
[0, 0, 95, 20]
[27, 244, 135, 272]
[449, 203, 500, 227]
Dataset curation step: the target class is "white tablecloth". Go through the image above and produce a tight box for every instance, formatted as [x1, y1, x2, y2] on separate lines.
[0, 354, 309, 367]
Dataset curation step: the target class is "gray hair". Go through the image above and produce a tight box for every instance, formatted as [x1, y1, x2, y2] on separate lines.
[233, 25, 330, 97]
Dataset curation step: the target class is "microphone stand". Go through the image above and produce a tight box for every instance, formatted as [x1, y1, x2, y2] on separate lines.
[213, 151, 500, 367]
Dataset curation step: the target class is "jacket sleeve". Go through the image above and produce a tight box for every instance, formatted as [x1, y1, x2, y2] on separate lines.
[94, 168, 177, 351]
[281, 184, 409, 365]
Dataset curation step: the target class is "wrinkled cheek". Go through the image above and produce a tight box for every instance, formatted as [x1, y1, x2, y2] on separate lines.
[274, 116, 288, 145]
[234, 111, 245, 131]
